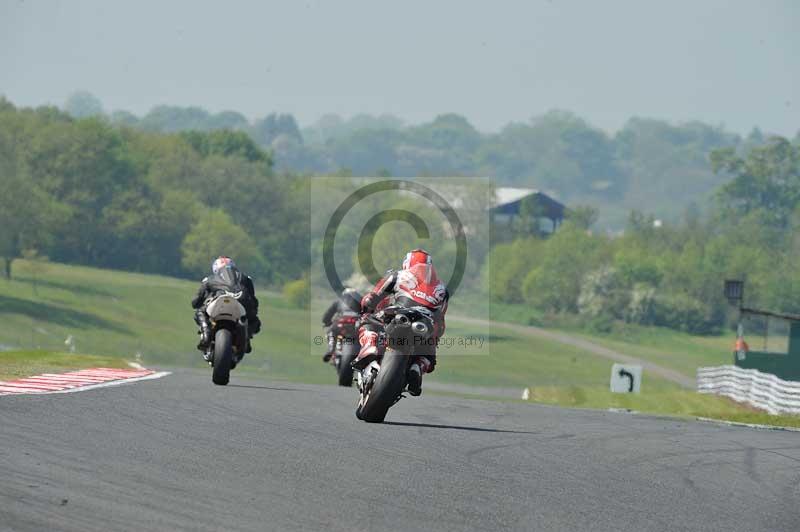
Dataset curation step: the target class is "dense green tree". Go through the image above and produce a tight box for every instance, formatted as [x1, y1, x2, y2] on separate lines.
[4, 93, 797, 339]
[181, 209, 264, 276]
[64, 90, 104, 118]
[480, 135, 800, 333]
[73, 101, 763, 229]
[251, 113, 302, 146]
[210, 110, 248, 130]
[486, 239, 542, 303]
[565, 205, 599, 230]
[363, 198, 445, 277]
[521, 223, 606, 313]
[0, 99, 306, 282]
[410, 114, 481, 152]
[616, 118, 738, 219]
[21, 117, 136, 265]
[180, 130, 270, 164]
[110, 110, 140, 126]
[711, 137, 800, 229]
[475, 110, 625, 198]
[326, 128, 404, 175]
[0, 129, 66, 278]
[139, 105, 213, 132]
[302, 113, 404, 144]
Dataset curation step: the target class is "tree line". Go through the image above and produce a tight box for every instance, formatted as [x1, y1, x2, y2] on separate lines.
[0, 97, 307, 283]
[63, 90, 795, 229]
[3, 93, 798, 337]
[488, 137, 800, 334]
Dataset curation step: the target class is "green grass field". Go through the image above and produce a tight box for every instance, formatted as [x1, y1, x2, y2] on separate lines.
[0, 259, 326, 381]
[570, 326, 732, 376]
[520, 386, 800, 428]
[2, 259, 798, 428]
[432, 319, 680, 391]
[454, 295, 733, 378]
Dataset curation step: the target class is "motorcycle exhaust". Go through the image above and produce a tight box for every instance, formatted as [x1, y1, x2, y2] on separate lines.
[393, 314, 410, 326]
[411, 321, 429, 335]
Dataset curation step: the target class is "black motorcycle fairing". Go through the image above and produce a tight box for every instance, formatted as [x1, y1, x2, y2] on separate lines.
[206, 268, 244, 294]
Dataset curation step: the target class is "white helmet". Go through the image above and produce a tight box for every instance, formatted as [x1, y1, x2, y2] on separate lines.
[212, 256, 236, 274]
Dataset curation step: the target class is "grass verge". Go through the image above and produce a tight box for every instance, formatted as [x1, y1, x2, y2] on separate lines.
[522, 385, 800, 428]
[0, 350, 130, 381]
[451, 295, 733, 378]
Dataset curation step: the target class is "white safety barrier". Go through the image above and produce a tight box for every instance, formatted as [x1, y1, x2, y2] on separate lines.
[696, 365, 800, 415]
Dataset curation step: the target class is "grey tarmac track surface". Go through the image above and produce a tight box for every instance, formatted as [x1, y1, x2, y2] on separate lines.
[1, 370, 798, 532]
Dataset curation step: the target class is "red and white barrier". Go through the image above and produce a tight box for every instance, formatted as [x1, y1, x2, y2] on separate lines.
[0, 367, 168, 396]
[697, 365, 800, 415]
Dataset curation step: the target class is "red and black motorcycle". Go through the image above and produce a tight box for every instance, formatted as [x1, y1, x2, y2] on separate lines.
[329, 314, 360, 387]
[355, 305, 435, 423]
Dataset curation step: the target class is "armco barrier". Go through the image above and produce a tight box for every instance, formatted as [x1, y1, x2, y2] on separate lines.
[697, 365, 800, 415]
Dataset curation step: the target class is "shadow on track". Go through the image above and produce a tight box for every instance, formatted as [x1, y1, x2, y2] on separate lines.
[384, 421, 538, 434]
[227, 384, 303, 392]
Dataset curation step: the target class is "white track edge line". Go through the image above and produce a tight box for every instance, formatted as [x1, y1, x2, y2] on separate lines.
[696, 416, 800, 432]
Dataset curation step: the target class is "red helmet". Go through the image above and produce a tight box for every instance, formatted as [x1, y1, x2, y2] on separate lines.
[402, 249, 431, 270]
[402, 249, 434, 284]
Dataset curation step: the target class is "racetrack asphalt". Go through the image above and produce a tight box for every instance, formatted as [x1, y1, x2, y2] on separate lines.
[1, 370, 798, 532]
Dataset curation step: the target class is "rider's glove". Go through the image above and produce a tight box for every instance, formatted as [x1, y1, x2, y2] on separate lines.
[361, 293, 378, 314]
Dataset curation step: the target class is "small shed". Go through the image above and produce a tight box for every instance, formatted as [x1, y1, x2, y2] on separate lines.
[735, 308, 800, 381]
[726, 280, 800, 381]
[490, 187, 566, 233]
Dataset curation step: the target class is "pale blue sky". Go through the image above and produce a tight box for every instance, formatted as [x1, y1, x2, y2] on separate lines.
[1, 0, 798, 135]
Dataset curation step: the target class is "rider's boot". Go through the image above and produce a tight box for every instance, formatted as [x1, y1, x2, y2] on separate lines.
[195, 310, 212, 351]
[407, 356, 431, 396]
[322, 331, 335, 362]
[351, 329, 380, 370]
[197, 329, 211, 351]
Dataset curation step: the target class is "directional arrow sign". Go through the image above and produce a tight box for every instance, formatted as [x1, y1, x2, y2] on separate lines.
[610, 364, 642, 393]
[618, 369, 634, 392]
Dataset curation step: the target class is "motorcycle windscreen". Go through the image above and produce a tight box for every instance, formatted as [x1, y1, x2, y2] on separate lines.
[210, 267, 243, 292]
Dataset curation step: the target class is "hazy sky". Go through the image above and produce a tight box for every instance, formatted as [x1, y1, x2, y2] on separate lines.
[2, 0, 798, 135]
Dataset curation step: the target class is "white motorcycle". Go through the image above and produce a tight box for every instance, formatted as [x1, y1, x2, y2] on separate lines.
[204, 290, 249, 385]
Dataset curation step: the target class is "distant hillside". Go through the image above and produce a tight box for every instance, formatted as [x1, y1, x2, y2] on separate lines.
[83, 97, 775, 228]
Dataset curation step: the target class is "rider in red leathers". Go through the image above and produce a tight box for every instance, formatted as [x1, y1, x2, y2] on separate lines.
[353, 249, 449, 396]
